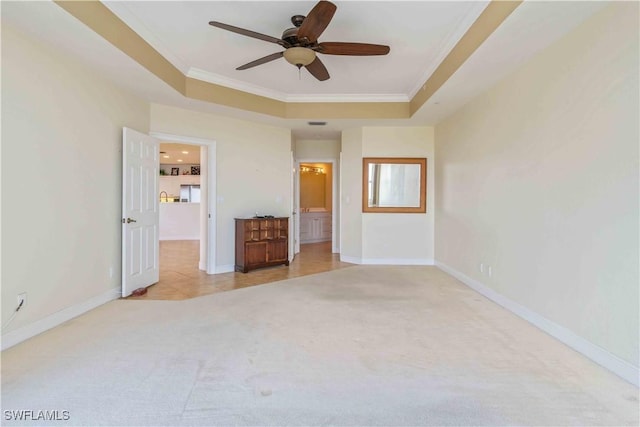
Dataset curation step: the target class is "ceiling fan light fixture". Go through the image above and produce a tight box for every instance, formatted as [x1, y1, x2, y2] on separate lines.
[283, 47, 316, 67]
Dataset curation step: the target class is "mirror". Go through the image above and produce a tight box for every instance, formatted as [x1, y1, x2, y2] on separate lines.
[300, 163, 332, 212]
[362, 157, 426, 213]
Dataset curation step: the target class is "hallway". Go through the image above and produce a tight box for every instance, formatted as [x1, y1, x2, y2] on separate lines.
[128, 241, 353, 300]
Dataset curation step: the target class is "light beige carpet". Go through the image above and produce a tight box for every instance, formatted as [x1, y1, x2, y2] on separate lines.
[1, 266, 638, 426]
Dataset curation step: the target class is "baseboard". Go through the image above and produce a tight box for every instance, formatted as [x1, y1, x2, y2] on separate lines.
[214, 264, 235, 274]
[300, 238, 331, 244]
[340, 255, 362, 264]
[362, 258, 434, 266]
[435, 261, 639, 387]
[159, 236, 199, 241]
[1, 288, 120, 351]
[339, 256, 434, 266]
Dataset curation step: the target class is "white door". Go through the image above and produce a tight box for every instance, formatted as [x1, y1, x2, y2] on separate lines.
[122, 128, 160, 297]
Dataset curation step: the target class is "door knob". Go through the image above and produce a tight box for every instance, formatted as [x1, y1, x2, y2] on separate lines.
[126, 218, 137, 223]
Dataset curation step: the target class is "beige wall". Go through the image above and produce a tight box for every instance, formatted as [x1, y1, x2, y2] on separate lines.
[295, 139, 341, 159]
[340, 128, 364, 259]
[149, 104, 292, 270]
[1, 25, 150, 338]
[362, 127, 435, 263]
[435, 3, 639, 366]
[341, 126, 434, 263]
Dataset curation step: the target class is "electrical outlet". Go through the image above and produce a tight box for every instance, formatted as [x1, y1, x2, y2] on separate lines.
[488, 266, 493, 277]
[17, 293, 27, 307]
[480, 263, 484, 273]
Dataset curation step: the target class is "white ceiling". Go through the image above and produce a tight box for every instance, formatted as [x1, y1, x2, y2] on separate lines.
[104, 1, 488, 101]
[1, 1, 607, 139]
[159, 143, 201, 165]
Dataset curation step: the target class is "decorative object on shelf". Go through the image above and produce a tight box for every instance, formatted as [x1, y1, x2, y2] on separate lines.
[171, 167, 179, 176]
[183, 170, 190, 175]
[159, 169, 166, 176]
[191, 166, 201, 176]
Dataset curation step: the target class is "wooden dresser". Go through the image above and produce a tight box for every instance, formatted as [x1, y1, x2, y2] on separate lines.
[235, 217, 289, 273]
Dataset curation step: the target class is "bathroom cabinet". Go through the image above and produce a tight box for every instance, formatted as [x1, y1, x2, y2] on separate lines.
[300, 211, 331, 244]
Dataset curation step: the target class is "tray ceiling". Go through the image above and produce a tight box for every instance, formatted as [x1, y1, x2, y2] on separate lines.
[1, 1, 609, 138]
[104, 1, 488, 102]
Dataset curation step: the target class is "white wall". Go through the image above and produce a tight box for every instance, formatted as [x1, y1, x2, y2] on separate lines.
[340, 127, 434, 264]
[1, 25, 150, 346]
[150, 104, 292, 271]
[435, 3, 639, 370]
[159, 204, 200, 240]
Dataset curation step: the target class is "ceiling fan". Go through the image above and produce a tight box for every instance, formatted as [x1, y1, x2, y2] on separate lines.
[208, 0, 390, 81]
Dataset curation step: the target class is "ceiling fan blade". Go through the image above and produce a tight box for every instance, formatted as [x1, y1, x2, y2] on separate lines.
[317, 42, 390, 56]
[209, 21, 287, 46]
[305, 57, 330, 81]
[297, 1, 337, 43]
[236, 52, 284, 70]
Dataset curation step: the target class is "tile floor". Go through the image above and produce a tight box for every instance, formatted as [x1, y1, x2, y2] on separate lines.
[128, 240, 353, 300]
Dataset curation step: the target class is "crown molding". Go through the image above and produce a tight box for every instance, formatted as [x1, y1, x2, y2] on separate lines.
[102, 1, 190, 74]
[188, 68, 409, 103]
[408, 1, 490, 100]
[55, 0, 519, 119]
[105, 0, 487, 104]
[187, 67, 289, 101]
[409, 0, 522, 115]
[103, 0, 450, 104]
[287, 93, 409, 103]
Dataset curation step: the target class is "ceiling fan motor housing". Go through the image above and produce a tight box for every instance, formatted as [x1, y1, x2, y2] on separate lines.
[282, 27, 301, 46]
[282, 15, 310, 46]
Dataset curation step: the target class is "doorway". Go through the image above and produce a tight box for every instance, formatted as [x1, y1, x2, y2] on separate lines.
[295, 158, 339, 256]
[158, 142, 203, 283]
[150, 132, 217, 275]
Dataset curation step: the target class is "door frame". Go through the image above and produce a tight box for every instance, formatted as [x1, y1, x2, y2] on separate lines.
[150, 132, 217, 274]
[290, 152, 297, 261]
[295, 157, 339, 254]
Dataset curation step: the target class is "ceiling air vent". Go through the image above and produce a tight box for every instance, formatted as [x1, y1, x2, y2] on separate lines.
[308, 121, 327, 126]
